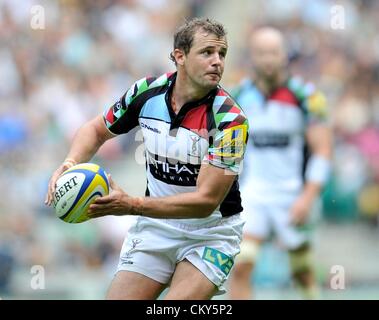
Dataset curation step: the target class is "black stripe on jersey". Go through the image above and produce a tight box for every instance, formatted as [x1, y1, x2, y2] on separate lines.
[146, 151, 201, 186]
[217, 99, 235, 114]
[110, 85, 167, 135]
[251, 132, 290, 148]
[131, 82, 139, 99]
[206, 102, 216, 146]
[218, 114, 246, 131]
[145, 77, 156, 86]
[139, 116, 171, 125]
[145, 161, 150, 196]
[301, 142, 311, 184]
[219, 178, 243, 217]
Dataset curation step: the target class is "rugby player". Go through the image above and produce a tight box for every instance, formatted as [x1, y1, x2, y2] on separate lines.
[45, 18, 249, 300]
[229, 27, 332, 300]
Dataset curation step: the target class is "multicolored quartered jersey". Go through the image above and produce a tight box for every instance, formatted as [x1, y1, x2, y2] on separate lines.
[103, 72, 249, 220]
[233, 76, 327, 199]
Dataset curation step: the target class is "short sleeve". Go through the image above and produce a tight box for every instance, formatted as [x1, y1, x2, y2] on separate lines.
[204, 107, 249, 174]
[103, 77, 149, 135]
[304, 89, 328, 125]
[288, 77, 328, 125]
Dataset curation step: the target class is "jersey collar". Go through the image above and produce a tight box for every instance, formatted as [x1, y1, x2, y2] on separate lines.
[165, 72, 217, 134]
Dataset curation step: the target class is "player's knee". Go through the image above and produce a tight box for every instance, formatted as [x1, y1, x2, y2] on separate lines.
[234, 240, 260, 267]
[288, 243, 314, 278]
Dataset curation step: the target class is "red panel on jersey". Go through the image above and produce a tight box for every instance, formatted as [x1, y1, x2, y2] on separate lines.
[222, 116, 247, 130]
[217, 89, 228, 97]
[105, 108, 115, 124]
[229, 105, 242, 114]
[181, 104, 208, 138]
[269, 87, 298, 106]
[165, 72, 174, 79]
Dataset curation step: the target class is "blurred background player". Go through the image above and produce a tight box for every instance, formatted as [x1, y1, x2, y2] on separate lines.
[228, 27, 332, 299]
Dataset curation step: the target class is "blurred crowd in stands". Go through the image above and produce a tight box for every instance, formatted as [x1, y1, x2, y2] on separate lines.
[0, 0, 378, 298]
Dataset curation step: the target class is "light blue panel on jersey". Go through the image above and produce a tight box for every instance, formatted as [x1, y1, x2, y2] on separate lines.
[213, 95, 227, 108]
[139, 93, 171, 123]
[237, 83, 265, 118]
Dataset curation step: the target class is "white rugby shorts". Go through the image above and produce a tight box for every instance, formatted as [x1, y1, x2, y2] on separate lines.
[116, 214, 244, 295]
[241, 195, 319, 250]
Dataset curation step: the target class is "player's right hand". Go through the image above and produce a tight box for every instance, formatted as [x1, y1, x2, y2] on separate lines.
[44, 160, 76, 206]
[289, 194, 312, 226]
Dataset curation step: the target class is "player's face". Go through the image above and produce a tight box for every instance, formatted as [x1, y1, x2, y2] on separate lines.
[184, 31, 228, 90]
[250, 38, 287, 80]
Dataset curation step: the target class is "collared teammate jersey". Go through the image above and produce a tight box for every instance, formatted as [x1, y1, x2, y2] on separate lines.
[233, 76, 327, 198]
[103, 72, 249, 221]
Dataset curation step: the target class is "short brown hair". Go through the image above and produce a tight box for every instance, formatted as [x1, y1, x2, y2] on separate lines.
[170, 17, 227, 64]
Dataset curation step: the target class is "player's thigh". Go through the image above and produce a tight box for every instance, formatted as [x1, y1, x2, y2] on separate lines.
[164, 259, 217, 300]
[107, 270, 167, 300]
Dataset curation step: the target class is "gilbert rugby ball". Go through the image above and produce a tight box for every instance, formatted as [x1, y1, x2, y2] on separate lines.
[53, 163, 109, 223]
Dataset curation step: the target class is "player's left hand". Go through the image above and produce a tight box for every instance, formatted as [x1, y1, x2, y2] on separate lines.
[289, 195, 313, 226]
[87, 175, 137, 218]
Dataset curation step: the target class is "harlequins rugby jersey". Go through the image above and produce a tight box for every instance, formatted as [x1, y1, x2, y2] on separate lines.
[103, 72, 249, 218]
[233, 76, 327, 196]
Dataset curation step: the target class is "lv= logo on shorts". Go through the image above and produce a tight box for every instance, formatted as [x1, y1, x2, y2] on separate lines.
[202, 247, 234, 275]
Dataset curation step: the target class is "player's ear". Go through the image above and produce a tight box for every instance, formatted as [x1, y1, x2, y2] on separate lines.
[172, 49, 185, 66]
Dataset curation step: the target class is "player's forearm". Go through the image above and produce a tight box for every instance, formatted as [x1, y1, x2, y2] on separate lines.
[134, 191, 219, 219]
[301, 182, 322, 204]
[89, 164, 235, 220]
[65, 117, 110, 164]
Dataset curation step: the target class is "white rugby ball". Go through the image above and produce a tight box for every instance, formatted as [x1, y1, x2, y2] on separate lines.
[53, 163, 109, 223]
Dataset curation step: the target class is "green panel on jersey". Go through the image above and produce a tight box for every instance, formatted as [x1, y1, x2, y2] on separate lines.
[215, 112, 227, 125]
[129, 74, 170, 105]
[137, 79, 149, 97]
[288, 77, 306, 100]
